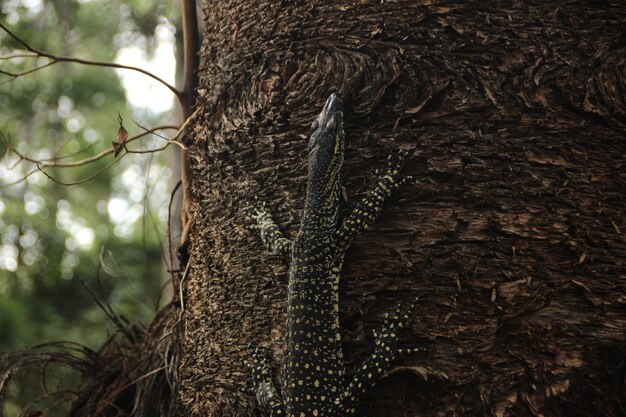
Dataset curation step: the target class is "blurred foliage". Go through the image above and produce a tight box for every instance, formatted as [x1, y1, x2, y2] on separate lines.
[0, 0, 181, 413]
[0, 0, 180, 416]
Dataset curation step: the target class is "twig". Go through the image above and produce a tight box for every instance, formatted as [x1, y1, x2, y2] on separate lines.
[0, 168, 40, 188]
[125, 112, 195, 153]
[37, 142, 98, 163]
[0, 52, 38, 59]
[37, 158, 121, 186]
[134, 120, 177, 142]
[0, 60, 57, 86]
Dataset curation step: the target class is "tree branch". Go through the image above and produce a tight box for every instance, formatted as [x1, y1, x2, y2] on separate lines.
[37, 159, 121, 186]
[1, 110, 197, 187]
[177, 0, 201, 258]
[0, 21, 184, 103]
[4, 125, 180, 169]
[0, 168, 40, 188]
[0, 52, 38, 59]
[181, 0, 200, 113]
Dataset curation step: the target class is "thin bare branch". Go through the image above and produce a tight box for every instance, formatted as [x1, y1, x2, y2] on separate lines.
[126, 144, 169, 155]
[133, 121, 188, 150]
[133, 121, 179, 138]
[0, 60, 57, 85]
[134, 120, 170, 141]
[169, 107, 198, 145]
[134, 109, 198, 151]
[38, 142, 98, 163]
[37, 158, 121, 186]
[0, 168, 40, 188]
[0, 52, 39, 60]
[0, 21, 183, 102]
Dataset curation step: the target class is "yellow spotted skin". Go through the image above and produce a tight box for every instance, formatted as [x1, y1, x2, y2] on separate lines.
[251, 93, 415, 416]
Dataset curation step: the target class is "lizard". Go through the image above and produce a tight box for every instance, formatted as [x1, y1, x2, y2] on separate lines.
[250, 92, 418, 417]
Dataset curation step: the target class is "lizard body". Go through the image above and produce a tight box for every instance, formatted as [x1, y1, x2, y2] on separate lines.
[251, 93, 416, 417]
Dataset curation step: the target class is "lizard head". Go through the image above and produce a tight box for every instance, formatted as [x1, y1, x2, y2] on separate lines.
[307, 92, 345, 174]
[302, 92, 345, 232]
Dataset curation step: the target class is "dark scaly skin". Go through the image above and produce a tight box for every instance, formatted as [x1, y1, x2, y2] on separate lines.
[250, 93, 416, 417]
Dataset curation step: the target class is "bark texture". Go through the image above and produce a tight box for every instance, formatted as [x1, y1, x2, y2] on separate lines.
[179, 1, 626, 416]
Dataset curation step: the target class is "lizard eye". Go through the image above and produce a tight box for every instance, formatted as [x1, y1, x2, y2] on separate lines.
[325, 117, 336, 132]
[310, 118, 320, 133]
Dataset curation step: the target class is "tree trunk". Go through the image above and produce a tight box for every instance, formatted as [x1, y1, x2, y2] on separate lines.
[178, 1, 626, 416]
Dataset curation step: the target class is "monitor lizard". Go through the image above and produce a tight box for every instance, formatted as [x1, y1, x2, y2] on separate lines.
[250, 92, 418, 417]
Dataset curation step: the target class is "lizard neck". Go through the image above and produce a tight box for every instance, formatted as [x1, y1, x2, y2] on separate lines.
[298, 160, 342, 239]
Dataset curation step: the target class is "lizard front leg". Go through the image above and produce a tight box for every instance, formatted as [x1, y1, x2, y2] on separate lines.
[248, 348, 286, 416]
[336, 149, 410, 250]
[249, 206, 290, 415]
[338, 298, 420, 415]
[253, 204, 293, 256]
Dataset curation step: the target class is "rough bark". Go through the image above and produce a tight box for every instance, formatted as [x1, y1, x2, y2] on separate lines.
[178, 1, 626, 416]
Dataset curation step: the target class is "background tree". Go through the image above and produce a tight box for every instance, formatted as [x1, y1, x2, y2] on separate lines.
[177, 1, 625, 417]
